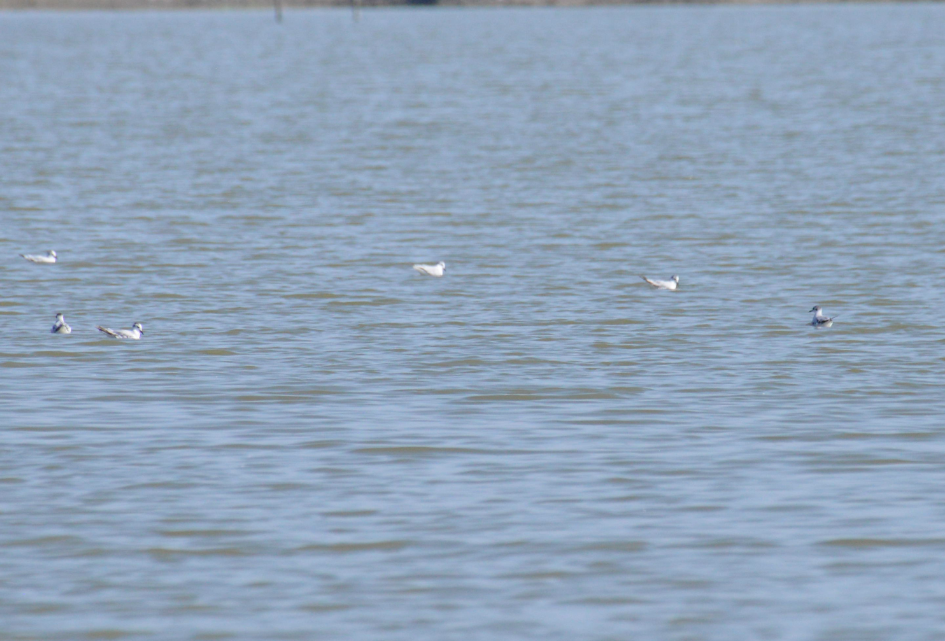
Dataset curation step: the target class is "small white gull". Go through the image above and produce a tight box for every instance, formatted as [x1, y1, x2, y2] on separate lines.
[642, 274, 679, 291]
[413, 261, 446, 277]
[51, 313, 72, 334]
[810, 306, 836, 328]
[97, 322, 144, 340]
[21, 250, 57, 264]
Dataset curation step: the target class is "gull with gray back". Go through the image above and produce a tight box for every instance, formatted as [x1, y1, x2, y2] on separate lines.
[20, 250, 57, 264]
[641, 274, 680, 291]
[97, 322, 144, 340]
[51, 313, 71, 334]
[809, 306, 837, 328]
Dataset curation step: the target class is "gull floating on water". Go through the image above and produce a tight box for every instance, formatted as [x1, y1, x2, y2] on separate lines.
[413, 261, 446, 277]
[51, 313, 71, 334]
[641, 274, 680, 291]
[97, 322, 144, 340]
[20, 250, 57, 264]
[810, 305, 837, 328]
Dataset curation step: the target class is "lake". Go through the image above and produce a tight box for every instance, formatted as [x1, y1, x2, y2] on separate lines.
[2, 4, 945, 639]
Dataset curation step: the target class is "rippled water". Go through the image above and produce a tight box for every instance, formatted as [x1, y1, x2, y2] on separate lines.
[3, 4, 945, 639]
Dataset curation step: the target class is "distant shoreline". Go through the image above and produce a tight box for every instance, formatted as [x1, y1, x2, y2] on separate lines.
[0, 0, 913, 8]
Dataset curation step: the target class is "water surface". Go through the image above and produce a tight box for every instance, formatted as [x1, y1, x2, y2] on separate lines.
[2, 5, 945, 639]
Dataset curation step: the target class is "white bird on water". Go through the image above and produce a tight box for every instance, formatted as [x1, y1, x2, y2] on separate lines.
[97, 322, 144, 340]
[51, 313, 71, 334]
[809, 306, 836, 328]
[413, 261, 446, 277]
[641, 274, 680, 291]
[20, 250, 57, 264]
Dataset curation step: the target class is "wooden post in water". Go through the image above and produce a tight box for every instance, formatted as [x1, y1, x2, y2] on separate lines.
[352, 0, 361, 23]
[274, 0, 283, 23]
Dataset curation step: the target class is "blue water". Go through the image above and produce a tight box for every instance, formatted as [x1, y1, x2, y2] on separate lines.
[2, 5, 945, 639]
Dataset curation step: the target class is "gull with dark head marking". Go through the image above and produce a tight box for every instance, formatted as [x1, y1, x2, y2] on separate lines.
[641, 274, 679, 291]
[51, 313, 71, 334]
[97, 322, 144, 340]
[809, 306, 837, 328]
[20, 250, 57, 264]
[413, 261, 446, 277]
